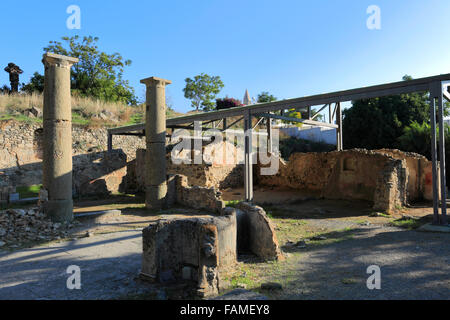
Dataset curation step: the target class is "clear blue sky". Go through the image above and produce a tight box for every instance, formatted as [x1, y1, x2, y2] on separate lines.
[1, 0, 450, 113]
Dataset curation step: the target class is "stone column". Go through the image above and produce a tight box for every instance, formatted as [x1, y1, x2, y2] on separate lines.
[140, 77, 172, 209]
[42, 53, 78, 222]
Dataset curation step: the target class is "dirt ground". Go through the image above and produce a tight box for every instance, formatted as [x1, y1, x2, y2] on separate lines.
[1, 188, 449, 300]
[220, 186, 449, 299]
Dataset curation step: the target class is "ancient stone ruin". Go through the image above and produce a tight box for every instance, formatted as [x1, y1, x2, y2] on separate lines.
[1, 55, 447, 299]
[256, 148, 437, 213]
[141, 198, 283, 297]
[40, 53, 79, 222]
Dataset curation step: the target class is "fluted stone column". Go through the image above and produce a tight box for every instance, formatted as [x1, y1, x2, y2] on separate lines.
[42, 53, 78, 222]
[140, 77, 171, 209]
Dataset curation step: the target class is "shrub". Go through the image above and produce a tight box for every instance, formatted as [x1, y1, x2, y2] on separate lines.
[216, 98, 243, 110]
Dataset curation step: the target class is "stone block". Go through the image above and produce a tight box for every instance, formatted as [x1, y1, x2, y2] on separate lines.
[142, 213, 237, 297]
[237, 202, 283, 261]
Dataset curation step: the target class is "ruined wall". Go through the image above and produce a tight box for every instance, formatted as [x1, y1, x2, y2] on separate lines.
[123, 146, 243, 193]
[169, 174, 225, 213]
[256, 149, 436, 213]
[141, 211, 237, 297]
[375, 149, 436, 202]
[0, 120, 143, 194]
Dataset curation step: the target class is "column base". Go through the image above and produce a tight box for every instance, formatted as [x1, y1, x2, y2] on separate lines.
[145, 184, 168, 210]
[44, 199, 73, 223]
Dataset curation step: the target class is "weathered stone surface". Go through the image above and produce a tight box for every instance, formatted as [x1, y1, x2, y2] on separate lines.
[223, 207, 249, 253]
[237, 202, 283, 261]
[0, 119, 146, 191]
[42, 53, 78, 223]
[174, 175, 225, 213]
[141, 77, 171, 210]
[126, 146, 244, 194]
[73, 150, 127, 196]
[256, 149, 436, 213]
[0, 207, 72, 247]
[141, 211, 236, 297]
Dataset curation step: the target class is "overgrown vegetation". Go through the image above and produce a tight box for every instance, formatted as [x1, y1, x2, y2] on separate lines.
[22, 36, 138, 105]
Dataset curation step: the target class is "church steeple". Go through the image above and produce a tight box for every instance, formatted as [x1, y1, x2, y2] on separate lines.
[243, 89, 251, 105]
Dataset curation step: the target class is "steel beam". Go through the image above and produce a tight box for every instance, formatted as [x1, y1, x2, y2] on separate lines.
[107, 133, 113, 152]
[109, 73, 450, 138]
[224, 117, 244, 131]
[430, 96, 440, 224]
[311, 104, 328, 120]
[267, 117, 273, 154]
[244, 110, 253, 203]
[258, 113, 338, 128]
[329, 104, 333, 124]
[438, 85, 448, 225]
[336, 102, 343, 151]
[253, 117, 264, 130]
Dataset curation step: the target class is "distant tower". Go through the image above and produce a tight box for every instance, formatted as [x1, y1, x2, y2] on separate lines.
[243, 89, 251, 105]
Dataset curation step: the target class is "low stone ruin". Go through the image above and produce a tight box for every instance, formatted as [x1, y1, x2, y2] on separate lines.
[235, 202, 284, 261]
[168, 174, 225, 213]
[256, 149, 437, 213]
[141, 193, 283, 297]
[141, 210, 237, 297]
[123, 147, 244, 193]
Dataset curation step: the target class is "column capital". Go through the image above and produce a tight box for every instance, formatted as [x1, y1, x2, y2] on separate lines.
[140, 77, 172, 87]
[42, 53, 79, 69]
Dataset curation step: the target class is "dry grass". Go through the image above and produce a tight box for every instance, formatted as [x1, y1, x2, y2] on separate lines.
[0, 92, 147, 126]
[0, 92, 42, 113]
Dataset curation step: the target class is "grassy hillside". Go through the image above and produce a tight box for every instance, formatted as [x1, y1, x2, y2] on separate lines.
[0, 93, 183, 127]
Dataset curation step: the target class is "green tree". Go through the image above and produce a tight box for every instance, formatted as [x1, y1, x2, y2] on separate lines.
[397, 121, 431, 156]
[21, 72, 44, 94]
[36, 35, 137, 104]
[342, 75, 448, 150]
[397, 121, 450, 185]
[257, 91, 277, 103]
[284, 108, 303, 127]
[183, 73, 224, 111]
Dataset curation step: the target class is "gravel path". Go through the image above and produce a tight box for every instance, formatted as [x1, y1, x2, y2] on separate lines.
[273, 225, 450, 300]
[0, 220, 448, 300]
[0, 230, 154, 300]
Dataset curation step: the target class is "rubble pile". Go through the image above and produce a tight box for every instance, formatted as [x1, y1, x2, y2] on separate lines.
[0, 208, 71, 247]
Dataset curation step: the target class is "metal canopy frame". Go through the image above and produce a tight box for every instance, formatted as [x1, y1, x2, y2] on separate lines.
[108, 73, 450, 225]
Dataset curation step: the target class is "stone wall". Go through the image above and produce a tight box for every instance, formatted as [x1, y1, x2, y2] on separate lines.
[141, 210, 237, 297]
[235, 203, 283, 261]
[0, 119, 144, 194]
[1, 120, 438, 212]
[123, 147, 243, 193]
[375, 149, 436, 202]
[170, 175, 225, 213]
[256, 149, 437, 213]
